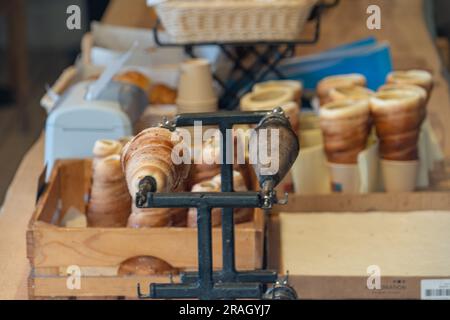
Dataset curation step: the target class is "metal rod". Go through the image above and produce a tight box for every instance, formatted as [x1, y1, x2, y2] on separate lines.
[140, 192, 262, 209]
[173, 110, 268, 127]
[181, 270, 278, 284]
[197, 205, 213, 298]
[219, 123, 236, 279]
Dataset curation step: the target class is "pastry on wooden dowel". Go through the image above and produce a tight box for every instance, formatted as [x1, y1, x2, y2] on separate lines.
[122, 127, 190, 228]
[187, 171, 253, 227]
[122, 127, 190, 196]
[87, 155, 131, 227]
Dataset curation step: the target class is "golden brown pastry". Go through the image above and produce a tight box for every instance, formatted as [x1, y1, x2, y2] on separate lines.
[149, 83, 177, 105]
[370, 89, 423, 161]
[121, 127, 190, 196]
[240, 88, 295, 110]
[378, 83, 428, 107]
[122, 127, 191, 228]
[317, 74, 367, 105]
[319, 99, 371, 164]
[127, 207, 173, 228]
[328, 85, 374, 103]
[252, 80, 303, 104]
[113, 70, 151, 92]
[92, 139, 123, 167]
[386, 70, 433, 96]
[87, 155, 131, 227]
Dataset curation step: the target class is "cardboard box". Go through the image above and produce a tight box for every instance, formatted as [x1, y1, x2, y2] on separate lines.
[270, 193, 450, 299]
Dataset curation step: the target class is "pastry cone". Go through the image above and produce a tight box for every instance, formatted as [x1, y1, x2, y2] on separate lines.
[328, 85, 374, 103]
[381, 145, 418, 161]
[252, 80, 302, 103]
[240, 87, 294, 110]
[92, 139, 122, 167]
[319, 99, 370, 121]
[319, 99, 370, 164]
[370, 89, 423, 160]
[373, 110, 424, 136]
[317, 74, 366, 105]
[386, 70, 433, 96]
[378, 83, 427, 106]
[87, 155, 131, 227]
[379, 130, 419, 154]
[370, 90, 423, 116]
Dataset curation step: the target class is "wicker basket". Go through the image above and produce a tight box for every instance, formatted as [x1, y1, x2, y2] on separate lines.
[147, 0, 318, 43]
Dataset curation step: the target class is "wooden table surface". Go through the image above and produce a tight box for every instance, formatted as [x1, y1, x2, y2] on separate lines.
[0, 136, 43, 299]
[1, 0, 449, 299]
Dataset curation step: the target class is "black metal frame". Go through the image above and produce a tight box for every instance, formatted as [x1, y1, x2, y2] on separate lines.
[136, 111, 282, 300]
[152, 0, 339, 109]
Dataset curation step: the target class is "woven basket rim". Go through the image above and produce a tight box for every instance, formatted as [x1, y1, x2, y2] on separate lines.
[158, 0, 317, 9]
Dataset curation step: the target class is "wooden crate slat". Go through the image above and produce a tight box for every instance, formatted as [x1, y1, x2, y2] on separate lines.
[31, 225, 260, 270]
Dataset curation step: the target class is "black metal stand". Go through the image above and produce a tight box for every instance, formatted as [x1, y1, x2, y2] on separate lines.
[136, 111, 281, 300]
[152, 0, 339, 109]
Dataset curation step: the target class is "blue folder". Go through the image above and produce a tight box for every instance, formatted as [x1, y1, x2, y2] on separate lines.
[235, 37, 393, 98]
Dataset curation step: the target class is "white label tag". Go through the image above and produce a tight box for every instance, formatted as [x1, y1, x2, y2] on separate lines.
[421, 279, 450, 300]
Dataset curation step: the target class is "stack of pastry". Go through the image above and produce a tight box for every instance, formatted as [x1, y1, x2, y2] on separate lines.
[187, 171, 253, 227]
[319, 99, 371, 164]
[122, 127, 190, 227]
[370, 89, 424, 161]
[317, 74, 367, 105]
[87, 154, 131, 227]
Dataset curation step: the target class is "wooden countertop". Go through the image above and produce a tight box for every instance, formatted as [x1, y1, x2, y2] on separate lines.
[1, 0, 449, 299]
[0, 136, 44, 299]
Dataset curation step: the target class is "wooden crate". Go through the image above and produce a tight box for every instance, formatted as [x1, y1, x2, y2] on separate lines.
[27, 159, 264, 299]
